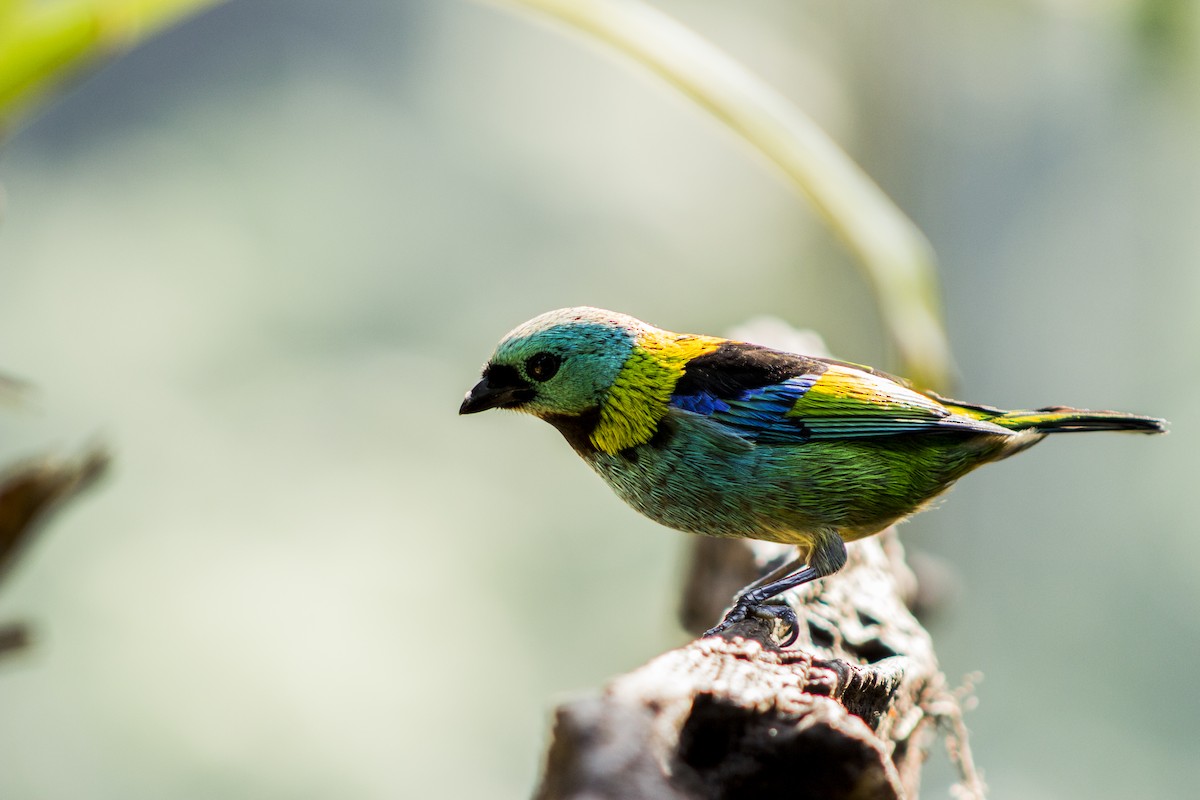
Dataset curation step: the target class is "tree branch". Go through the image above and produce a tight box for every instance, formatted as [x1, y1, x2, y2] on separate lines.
[533, 531, 985, 799]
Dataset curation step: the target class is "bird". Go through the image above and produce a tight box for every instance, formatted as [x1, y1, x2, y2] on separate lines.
[459, 307, 1167, 646]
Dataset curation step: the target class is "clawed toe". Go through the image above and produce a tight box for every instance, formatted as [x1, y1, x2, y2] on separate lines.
[703, 601, 799, 648]
[702, 605, 747, 639]
[750, 603, 799, 647]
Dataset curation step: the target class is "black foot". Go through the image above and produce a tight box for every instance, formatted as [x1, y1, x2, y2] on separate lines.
[703, 601, 799, 648]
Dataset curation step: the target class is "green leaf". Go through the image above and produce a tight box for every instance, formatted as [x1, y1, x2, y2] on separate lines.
[0, 0, 227, 133]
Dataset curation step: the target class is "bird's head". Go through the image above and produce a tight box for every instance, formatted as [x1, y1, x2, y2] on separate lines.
[459, 307, 643, 420]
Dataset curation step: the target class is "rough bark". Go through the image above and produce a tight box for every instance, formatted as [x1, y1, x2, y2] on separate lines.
[0, 447, 109, 659]
[533, 530, 984, 800]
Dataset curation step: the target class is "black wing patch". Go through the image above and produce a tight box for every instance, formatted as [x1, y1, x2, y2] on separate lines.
[673, 341, 828, 400]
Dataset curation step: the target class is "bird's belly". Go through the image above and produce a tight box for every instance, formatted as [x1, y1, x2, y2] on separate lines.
[582, 435, 1001, 545]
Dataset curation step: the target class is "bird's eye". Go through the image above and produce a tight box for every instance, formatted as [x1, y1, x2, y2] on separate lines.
[525, 351, 561, 382]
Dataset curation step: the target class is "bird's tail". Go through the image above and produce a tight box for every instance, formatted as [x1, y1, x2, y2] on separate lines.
[934, 395, 1168, 435]
[989, 407, 1167, 434]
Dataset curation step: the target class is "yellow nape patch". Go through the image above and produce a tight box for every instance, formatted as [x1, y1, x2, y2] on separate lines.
[788, 365, 945, 418]
[590, 330, 723, 453]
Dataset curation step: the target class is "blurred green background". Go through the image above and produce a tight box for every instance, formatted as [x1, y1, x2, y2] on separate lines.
[0, 1, 1196, 798]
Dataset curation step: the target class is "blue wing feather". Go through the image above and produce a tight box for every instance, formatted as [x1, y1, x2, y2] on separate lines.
[670, 364, 1009, 443]
[670, 375, 818, 442]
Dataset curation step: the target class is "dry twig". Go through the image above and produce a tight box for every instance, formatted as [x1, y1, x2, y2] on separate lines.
[0, 447, 109, 659]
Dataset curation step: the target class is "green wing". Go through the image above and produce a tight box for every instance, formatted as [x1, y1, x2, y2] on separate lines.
[785, 364, 1009, 439]
[668, 342, 1011, 443]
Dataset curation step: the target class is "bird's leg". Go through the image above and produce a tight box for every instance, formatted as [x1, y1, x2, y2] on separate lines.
[704, 533, 848, 647]
[733, 551, 807, 600]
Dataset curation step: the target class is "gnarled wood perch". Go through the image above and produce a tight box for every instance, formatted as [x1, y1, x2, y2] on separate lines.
[534, 531, 985, 799]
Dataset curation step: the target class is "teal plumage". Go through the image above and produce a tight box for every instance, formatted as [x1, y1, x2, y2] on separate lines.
[460, 307, 1167, 645]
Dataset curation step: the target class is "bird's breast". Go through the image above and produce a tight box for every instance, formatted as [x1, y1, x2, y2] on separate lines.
[576, 414, 828, 545]
[582, 445, 767, 538]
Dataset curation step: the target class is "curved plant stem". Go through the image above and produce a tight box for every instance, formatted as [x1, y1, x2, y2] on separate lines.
[493, 0, 952, 388]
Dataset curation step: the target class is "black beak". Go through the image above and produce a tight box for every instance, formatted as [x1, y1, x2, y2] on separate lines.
[459, 366, 534, 415]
